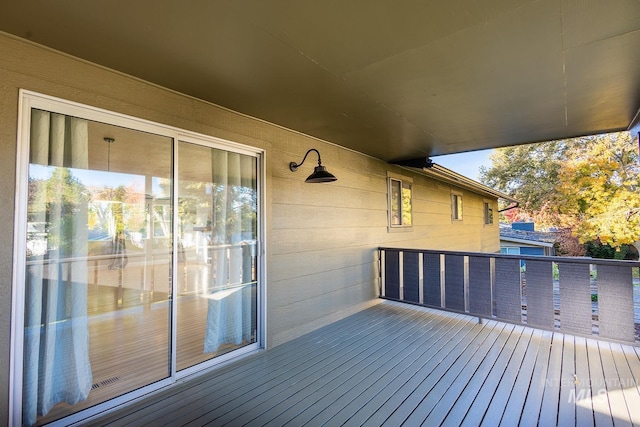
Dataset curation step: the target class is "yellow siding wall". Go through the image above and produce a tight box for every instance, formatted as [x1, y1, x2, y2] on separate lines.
[0, 33, 499, 415]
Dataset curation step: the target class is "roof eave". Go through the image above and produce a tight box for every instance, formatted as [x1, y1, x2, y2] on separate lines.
[499, 236, 555, 247]
[397, 163, 519, 204]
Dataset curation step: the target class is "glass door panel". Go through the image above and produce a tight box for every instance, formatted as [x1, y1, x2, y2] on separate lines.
[23, 110, 173, 426]
[176, 141, 258, 371]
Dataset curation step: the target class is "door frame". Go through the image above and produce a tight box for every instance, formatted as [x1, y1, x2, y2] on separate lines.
[10, 90, 266, 426]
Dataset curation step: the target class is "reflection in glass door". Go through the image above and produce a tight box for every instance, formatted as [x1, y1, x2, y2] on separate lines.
[176, 142, 258, 371]
[18, 99, 262, 426]
[23, 110, 174, 426]
[22, 109, 173, 425]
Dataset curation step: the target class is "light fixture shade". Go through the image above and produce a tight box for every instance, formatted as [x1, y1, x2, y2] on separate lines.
[290, 148, 337, 183]
[305, 165, 338, 183]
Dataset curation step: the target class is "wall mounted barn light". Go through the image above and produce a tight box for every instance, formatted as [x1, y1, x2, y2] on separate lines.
[289, 148, 337, 183]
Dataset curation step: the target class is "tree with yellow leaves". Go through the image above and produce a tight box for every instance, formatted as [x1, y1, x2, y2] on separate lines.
[480, 132, 640, 248]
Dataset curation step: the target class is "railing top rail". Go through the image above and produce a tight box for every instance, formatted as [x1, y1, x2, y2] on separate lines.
[378, 247, 640, 267]
[26, 241, 257, 266]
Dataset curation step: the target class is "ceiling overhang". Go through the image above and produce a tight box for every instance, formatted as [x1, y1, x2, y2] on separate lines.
[1, 1, 639, 162]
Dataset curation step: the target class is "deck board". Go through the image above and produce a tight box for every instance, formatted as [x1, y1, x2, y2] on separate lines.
[423, 321, 508, 425]
[410, 323, 497, 424]
[587, 338, 615, 427]
[221, 308, 446, 426]
[382, 320, 478, 426]
[102, 303, 406, 427]
[538, 332, 564, 425]
[458, 325, 527, 426]
[622, 345, 640, 427]
[399, 321, 498, 426]
[480, 327, 535, 426]
[611, 343, 640, 425]
[355, 315, 479, 426]
[599, 341, 633, 427]
[262, 314, 466, 427]
[518, 330, 553, 427]
[92, 301, 640, 427]
[558, 335, 577, 426]
[575, 336, 595, 427]
[170, 306, 425, 426]
[499, 327, 546, 424]
[260, 313, 464, 426]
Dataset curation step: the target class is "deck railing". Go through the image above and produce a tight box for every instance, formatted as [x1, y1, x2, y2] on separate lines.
[378, 247, 640, 344]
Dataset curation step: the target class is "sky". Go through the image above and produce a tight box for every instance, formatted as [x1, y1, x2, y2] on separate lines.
[432, 149, 494, 182]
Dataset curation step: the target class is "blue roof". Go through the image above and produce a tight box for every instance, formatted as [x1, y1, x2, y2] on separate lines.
[499, 226, 559, 245]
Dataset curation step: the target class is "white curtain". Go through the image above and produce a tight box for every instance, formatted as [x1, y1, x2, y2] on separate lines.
[23, 110, 92, 426]
[203, 151, 255, 352]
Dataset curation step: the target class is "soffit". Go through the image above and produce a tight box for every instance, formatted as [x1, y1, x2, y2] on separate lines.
[1, 0, 639, 162]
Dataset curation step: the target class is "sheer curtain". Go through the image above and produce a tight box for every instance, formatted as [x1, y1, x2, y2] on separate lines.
[203, 150, 255, 352]
[23, 110, 92, 426]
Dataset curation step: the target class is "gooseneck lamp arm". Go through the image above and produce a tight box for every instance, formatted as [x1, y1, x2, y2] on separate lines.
[289, 148, 322, 172]
[289, 148, 337, 183]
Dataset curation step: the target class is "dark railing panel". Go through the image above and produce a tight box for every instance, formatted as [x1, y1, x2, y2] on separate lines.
[423, 253, 441, 307]
[384, 249, 400, 300]
[378, 247, 640, 344]
[598, 265, 634, 342]
[403, 251, 420, 304]
[558, 262, 592, 335]
[526, 260, 554, 329]
[494, 257, 522, 323]
[444, 255, 465, 311]
[468, 256, 491, 317]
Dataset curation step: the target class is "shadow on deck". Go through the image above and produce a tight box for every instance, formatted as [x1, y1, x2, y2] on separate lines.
[91, 301, 640, 426]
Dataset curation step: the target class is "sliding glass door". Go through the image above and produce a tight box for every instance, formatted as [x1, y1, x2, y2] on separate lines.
[15, 94, 261, 426]
[176, 142, 258, 371]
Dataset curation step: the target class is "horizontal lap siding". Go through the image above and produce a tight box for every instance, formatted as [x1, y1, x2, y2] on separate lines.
[271, 155, 500, 345]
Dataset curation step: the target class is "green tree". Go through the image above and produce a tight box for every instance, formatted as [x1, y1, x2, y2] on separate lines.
[480, 139, 582, 212]
[480, 132, 640, 248]
[28, 167, 90, 256]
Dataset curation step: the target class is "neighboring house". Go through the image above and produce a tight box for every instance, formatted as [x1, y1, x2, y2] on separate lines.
[500, 222, 558, 257]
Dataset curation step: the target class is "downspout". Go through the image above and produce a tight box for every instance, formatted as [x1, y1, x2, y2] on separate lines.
[498, 201, 519, 213]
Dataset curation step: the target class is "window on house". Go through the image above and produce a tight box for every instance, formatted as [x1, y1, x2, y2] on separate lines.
[484, 201, 494, 225]
[501, 247, 521, 255]
[451, 192, 463, 221]
[388, 174, 412, 229]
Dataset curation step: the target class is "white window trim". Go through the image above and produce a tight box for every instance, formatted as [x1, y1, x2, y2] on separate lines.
[11, 90, 268, 426]
[387, 171, 413, 232]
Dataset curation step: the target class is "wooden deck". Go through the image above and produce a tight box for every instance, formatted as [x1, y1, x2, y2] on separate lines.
[90, 301, 640, 426]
